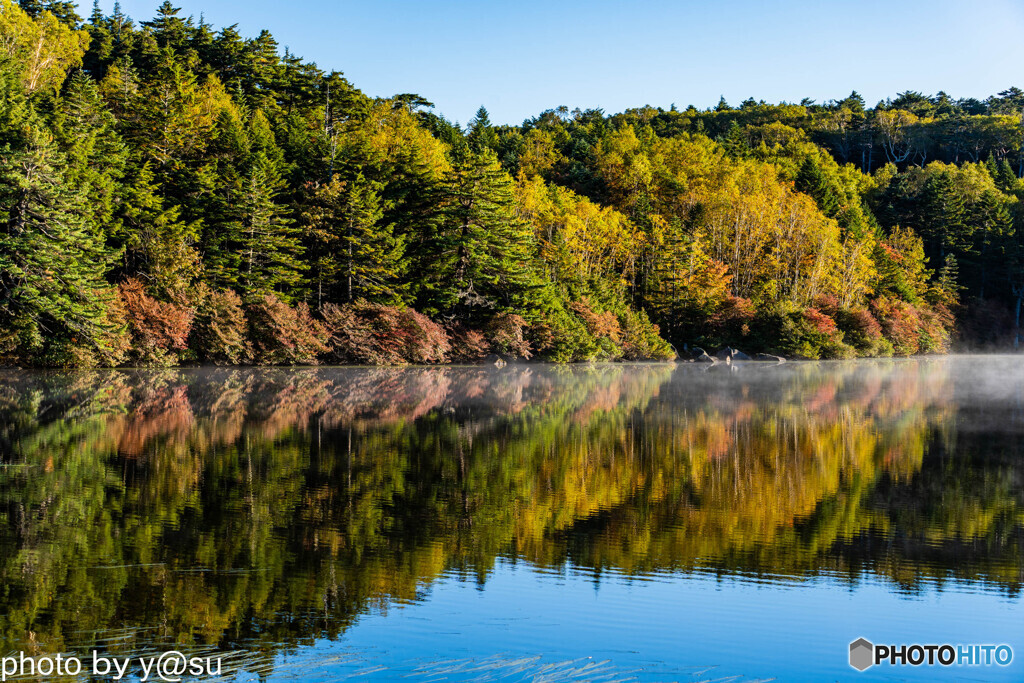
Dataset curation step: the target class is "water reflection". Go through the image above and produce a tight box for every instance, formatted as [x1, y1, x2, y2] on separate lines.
[0, 359, 1021, 668]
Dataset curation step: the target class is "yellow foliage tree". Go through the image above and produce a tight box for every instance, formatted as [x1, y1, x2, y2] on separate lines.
[515, 173, 637, 286]
[0, 0, 89, 94]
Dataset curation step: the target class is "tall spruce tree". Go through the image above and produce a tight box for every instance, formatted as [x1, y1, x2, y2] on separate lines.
[117, 163, 200, 298]
[920, 170, 967, 261]
[229, 155, 304, 300]
[467, 105, 497, 154]
[0, 124, 117, 361]
[52, 71, 126, 237]
[143, 2, 191, 51]
[795, 155, 840, 218]
[300, 173, 405, 307]
[415, 150, 541, 319]
[966, 190, 1013, 299]
[18, 0, 80, 23]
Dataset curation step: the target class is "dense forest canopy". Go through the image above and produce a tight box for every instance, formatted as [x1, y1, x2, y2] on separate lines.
[1, 0, 1023, 366]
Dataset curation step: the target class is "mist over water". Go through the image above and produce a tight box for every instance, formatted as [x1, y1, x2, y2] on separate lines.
[0, 358, 1021, 680]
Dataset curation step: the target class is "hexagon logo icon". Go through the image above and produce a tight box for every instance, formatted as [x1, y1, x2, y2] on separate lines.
[849, 638, 874, 671]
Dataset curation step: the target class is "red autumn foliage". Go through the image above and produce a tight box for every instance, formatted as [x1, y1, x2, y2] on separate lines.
[709, 295, 756, 340]
[848, 308, 883, 340]
[247, 294, 329, 365]
[403, 308, 451, 363]
[446, 323, 490, 362]
[836, 307, 885, 351]
[322, 301, 451, 365]
[812, 295, 841, 317]
[570, 298, 622, 342]
[802, 307, 840, 337]
[528, 319, 559, 355]
[880, 242, 904, 263]
[192, 289, 250, 364]
[871, 296, 922, 356]
[486, 312, 532, 359]
[117, 278, 194, 363]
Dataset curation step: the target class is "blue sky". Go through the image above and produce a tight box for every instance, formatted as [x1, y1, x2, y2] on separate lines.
[98, 0, 1024, 126]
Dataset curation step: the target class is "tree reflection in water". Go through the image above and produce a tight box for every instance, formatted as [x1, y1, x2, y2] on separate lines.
[0, 360, 1021, 667]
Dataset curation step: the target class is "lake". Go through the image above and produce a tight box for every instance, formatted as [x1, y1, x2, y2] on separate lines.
[0, 358, 1021, 681]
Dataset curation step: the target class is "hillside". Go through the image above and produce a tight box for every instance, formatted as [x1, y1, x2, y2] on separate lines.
[1, 0, 1020, 366]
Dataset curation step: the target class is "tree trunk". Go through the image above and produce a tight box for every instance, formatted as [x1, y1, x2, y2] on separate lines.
[347, 216, 353, 303]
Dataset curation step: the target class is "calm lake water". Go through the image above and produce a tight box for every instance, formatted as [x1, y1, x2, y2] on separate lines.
[0, 358, 1022, 682]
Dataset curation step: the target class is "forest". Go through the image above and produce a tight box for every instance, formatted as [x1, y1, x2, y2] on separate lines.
[2, 0, 1024, 366]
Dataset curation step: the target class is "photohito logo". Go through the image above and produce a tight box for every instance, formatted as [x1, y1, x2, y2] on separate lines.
[849, 638, 1013, 672]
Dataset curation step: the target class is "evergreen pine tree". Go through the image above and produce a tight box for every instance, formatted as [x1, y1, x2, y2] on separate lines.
[16, 0, 77, 21]
[921, 170, 967, 260]
[996, 159, 1019, 192]
[718, 120, 749, 157]
[935, 253, 961, 303]
[968, 190, 1014, 298]
[415, 150, 541, 318]
[118, 163, 200, 299]
[17, 0, 45, 16]
[300, 174, 406, 306]
[83, 1, 115, 74]
[143, 1, 191, 51]
[230, 155, 305, 300]
[0, 126, 118, 360]
[467, 105, 498, 153]
[795, 155, 841, 217]
[52, 72, 127, 234]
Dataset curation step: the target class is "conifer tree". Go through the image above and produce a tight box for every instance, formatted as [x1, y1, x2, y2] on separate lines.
[300, 174, 406, 307]
[18, 0, 80, 23]
[16, 0, 43, 15]
[995, 158, 1019, 192]
[52, 71, 126, 234]
[0, 125, 117, 360]
[920, 170, 967, 260]
[795, 155, 840, 217]
[83, 1, 114, 74]
[143, 1, 190, 51]
[416, 150, 541, 319]
[718, 120, 749, 157]
[467, 105, 497, 153]
[968, 190, 1014, 299]
[117, 163, 200, 299]
[229, 155, 304, 300]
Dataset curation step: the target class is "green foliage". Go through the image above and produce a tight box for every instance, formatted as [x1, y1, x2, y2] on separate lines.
[0, 121, 119, 363]
[414, 150, 543, 320]
[215, 155, 305, 301]
[117, 163, 200, 298]
[299, 174, 406, 307]
[3, 1, 1020, 365]
[620, 308, 675, 361]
